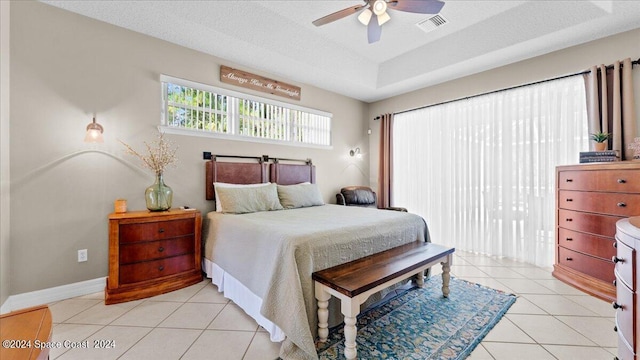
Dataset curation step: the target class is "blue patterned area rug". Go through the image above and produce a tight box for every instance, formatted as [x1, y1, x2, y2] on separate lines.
[316, 276, 516, 360]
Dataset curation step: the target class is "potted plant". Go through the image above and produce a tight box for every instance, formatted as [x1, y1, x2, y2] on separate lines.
[590, 132, 611, 151]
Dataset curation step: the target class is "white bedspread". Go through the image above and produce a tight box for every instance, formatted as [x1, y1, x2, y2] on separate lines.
[203, 204, 430, 360]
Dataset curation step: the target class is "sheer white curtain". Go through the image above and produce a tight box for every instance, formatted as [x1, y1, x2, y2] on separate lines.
[393, 76, 588, 267]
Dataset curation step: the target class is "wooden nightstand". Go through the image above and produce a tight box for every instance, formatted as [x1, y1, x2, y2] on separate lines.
[0, 305, 53, 360]
[105, 209, 202, 304]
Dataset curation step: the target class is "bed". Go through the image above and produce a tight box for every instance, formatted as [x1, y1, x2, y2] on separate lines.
[201, 155, 430, 360]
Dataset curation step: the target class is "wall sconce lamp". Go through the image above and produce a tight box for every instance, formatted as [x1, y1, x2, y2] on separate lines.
[84, 116, 104, 143]
[349, 147, 362, 159]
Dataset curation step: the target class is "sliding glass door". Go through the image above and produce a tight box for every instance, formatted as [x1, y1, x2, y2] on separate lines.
[393, 76, 588, 267]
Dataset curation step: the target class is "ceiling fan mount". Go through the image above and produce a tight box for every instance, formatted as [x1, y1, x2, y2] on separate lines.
[312, 0, 445, 44]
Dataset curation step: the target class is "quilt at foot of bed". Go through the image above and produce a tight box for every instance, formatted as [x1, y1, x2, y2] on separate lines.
[203, 258, 286, 342]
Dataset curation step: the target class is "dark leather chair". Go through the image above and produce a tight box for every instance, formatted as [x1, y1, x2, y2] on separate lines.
[336, 186, 407, 212]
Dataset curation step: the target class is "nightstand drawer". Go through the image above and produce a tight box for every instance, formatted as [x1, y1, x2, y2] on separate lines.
[617, 333, 635, 360]
[558, 247, 615, 283]
[617, 224, 640, 249]
[558, 228, 616, 260]
[558, 170, 640, 192]
[119, 236, 195, 264]
[614, 239, 636, 290]
[558, 190, 640, 216]
[119, 218, 195, 243]
[615, 283, 636, 349]
[119, 254, 195, 284]
[558, 209, 623, 238]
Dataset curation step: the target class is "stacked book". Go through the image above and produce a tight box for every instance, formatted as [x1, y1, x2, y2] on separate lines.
[579, 150, 620, 163]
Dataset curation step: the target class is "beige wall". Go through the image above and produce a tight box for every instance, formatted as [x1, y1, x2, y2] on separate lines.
[1, 1, 11, 306]
[8, 2, 369, 295]
[7, 1, 639, 299]
[368, 28, 640, 190]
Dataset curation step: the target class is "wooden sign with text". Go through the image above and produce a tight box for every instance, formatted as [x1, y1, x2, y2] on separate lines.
[220, 65, 301, 101]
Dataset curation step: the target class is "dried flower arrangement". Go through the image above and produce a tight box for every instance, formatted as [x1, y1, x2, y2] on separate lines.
[120, 132, 178, 174]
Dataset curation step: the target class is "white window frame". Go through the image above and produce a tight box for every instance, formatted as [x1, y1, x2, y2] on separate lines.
[159, 75, 333, 149]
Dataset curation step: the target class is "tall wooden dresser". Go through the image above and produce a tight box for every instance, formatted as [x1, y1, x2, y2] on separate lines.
[554, 162, 640, 302]
[106, 209, 202, 304]
[614, 216, 640, 360]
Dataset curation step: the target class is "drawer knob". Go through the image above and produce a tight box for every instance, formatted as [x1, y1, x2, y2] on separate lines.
[566, 198, 573, 202]
[565, 218, 573, 222]
[158, 247, 164, 252]
[614, 325, 618, 332]
[159, 228, 165, 233]
[612, 256, 624, 264]
[613, 242, 617, 248]
[612, 302, 622, 310]
[565, 237, 573, 241]
[613, 279, 617, 287]
[158, 265, 164, 271]
[617, 179, 626, 184]
[565, 179, 573, 182]
[565, 257, 573, 261]
[617, 202, 627, 207]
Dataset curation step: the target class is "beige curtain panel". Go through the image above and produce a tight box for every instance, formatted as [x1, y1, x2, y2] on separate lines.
[584, 58, 638, 159]
[377, 113, 393, 209]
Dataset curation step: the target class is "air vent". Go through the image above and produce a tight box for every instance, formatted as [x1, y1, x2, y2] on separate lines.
[416, 14, 448, 33]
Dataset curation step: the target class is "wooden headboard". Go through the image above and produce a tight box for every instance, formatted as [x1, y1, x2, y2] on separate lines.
[204, 154, 315, 200]
[205, 157, 267, 200]
[269, 162, 316, 185]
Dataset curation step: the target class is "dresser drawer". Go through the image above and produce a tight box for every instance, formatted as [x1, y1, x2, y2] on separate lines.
[119, 236, 195, 264]
[558, 170, 640, 192]
[558, 247, 615, 283]
[615, 283, 636, 350]
[119, 218, 195, 243]
[558, 228, 616, 260]
[558, 190, 640, 216]
[558, 209, 623, 238]
[119, 254, 195, 284]
[614, 239, 636, 290]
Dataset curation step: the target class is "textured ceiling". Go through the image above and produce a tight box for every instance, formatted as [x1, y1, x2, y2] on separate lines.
[43, 0, 640, 103]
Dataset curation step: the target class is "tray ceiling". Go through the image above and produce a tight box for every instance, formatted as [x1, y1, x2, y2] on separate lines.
[42, 1, 640, 102]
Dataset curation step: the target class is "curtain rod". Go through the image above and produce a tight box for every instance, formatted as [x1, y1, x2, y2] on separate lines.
[375, 57, 640, 119]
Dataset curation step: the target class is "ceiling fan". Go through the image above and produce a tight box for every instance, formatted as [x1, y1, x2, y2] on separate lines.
[312, 0, 445, 44]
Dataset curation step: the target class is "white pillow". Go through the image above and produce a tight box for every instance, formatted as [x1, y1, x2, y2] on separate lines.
[216, 183, 283, 214]
[277, 183, 324, 209]
[214, 182, 270, 212]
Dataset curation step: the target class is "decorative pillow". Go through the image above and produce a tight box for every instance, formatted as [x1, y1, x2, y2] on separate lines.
[214, 182, 270, 212]
[277, 183, 324, 209]
[215, 183, 283, 214]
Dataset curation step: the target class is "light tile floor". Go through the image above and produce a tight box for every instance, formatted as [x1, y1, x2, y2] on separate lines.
[47, 251, 618, 359]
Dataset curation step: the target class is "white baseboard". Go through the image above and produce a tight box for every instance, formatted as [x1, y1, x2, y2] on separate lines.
[0, 277, 106, 314]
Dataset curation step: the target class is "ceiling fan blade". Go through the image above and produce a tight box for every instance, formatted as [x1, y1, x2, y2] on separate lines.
[312, 4, 367, 26]
[367, 16, 382, 44]
[388, 0, 445, 14]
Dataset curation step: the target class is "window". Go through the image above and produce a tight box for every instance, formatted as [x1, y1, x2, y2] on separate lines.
[392, 76, 588, 267]
[160, 75, 332, 147]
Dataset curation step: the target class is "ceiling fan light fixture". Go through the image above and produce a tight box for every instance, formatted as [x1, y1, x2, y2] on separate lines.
[377, 11, 391, 25]
[372, 0, 387, 16]
[357, 8, 373, 25]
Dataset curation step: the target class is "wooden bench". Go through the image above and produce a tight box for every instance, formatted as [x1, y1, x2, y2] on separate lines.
[312, 241, 455, 360]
